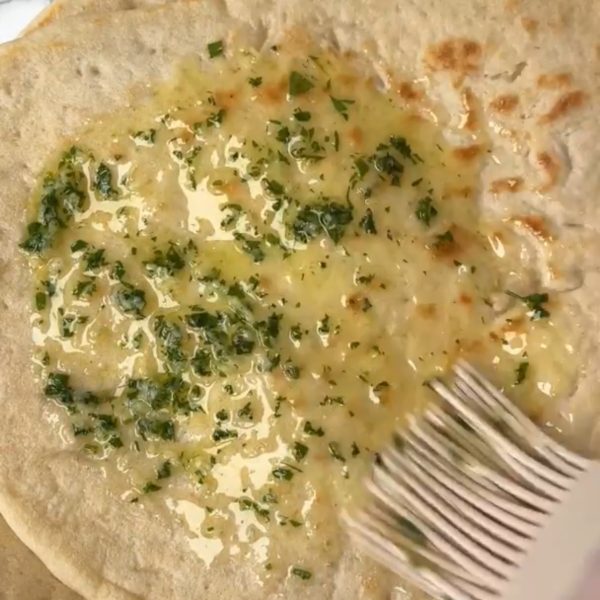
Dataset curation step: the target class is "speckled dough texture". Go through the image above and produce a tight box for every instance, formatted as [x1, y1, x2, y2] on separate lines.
[1, 1, 600, 599]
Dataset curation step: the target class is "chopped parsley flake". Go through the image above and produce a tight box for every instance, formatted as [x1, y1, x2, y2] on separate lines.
[328, 441, 345, 462]
[506, 291, 550, 320]
[291, 567, 312, 580]
[272, 466, 294, 481]
[212, 428, 238, 442]
[207, 40, 224, 58]
[288, 71, 314, 96]
[330, 96, 355, 120]
[304, 421, 324, 437]
[293, 108, 311, 122]
[133, 129, 156, 144]
[44, 373, 73, 405]
[292, 442, 309, 461]
[114, 285, 146, 319]
[515, 361, 529, 385]
[143, 482, 162, 493]
[434, 230, 454, 248]
[415, 196, 438, 226]
[359, 209, 377, 234]
[292, 202, 353, 244]
[94, 163, 116, 199]
[84, 247, 107, 271]
[137, 417, 175, 441]
[157, 460, 172, 479]
[73, 278, 96, 298]
[144, 245, 185, 277]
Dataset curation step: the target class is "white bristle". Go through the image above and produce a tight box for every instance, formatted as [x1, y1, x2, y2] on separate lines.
[343, 362, 600, 600]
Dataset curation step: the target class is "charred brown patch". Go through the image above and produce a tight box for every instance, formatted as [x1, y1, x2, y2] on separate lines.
[347, 293, 371, 312]
[489, 177, 524, 194]
[257, 79, 287, 105]
[416, 303, 437, 318]
[510, 215, 553, 242]
[537, 72, 573, 89]
[458, 293, 473, 305]
[500, 316, 526, 334]
[539, 90, 586, 124]
[425, 38, 482, 75]
[429, 227, 469, 260]
[520, 17, 539, 34]
[347, 126, 364, 148]
[453, 144, 483, 162]
[536, 151, 560, 191]
[489, 94, 519, 114]
[460, 87, 479, 130]
[397, 81, 423, 101]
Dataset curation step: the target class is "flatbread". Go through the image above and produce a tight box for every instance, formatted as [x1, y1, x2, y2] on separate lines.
[1, 1, 599, 599]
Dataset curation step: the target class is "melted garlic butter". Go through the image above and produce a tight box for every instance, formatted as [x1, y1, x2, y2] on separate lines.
[21, 47, 578, 583]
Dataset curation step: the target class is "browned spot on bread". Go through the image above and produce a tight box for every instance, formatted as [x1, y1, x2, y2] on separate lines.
[537, 72, 573, 89]
[453, 144, 483, 162]
[396, 81, 423, 101]
[490, 177, 524, 194]
[347, 294, 373, 313]
[425, 38, 482, 75]
[536, 151, 561, 191]
[458, 293, 473, 305]
[429, 226, 471, 260]
[489, 94, 519, 114]
[520, 17, 539, 34]
[416, 304, 437, 318]
[347, 126, 364, 148]
[539, 90, 586, 124]
[510, 215, 553, 242]
[501, 316, 526, 334]
[257, 79, 287, 105]
[460, 88, 479, 130]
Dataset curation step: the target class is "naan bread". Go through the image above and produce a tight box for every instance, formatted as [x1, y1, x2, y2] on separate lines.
[1, 1, 599, 599]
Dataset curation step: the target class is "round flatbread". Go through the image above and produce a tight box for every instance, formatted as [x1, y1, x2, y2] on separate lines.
[1, 1, 599, 599]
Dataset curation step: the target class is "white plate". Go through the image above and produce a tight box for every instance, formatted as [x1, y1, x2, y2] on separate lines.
[0, 0, 52, 43]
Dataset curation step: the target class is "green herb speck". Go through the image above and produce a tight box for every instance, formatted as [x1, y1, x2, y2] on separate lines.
[288, 71, 314, 96]
[207, 40, 224, 58]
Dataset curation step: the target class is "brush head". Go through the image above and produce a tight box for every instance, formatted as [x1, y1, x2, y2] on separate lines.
[344, 361, 600, 600]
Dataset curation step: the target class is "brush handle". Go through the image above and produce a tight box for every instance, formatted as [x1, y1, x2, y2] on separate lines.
[504, 464, 600, 600]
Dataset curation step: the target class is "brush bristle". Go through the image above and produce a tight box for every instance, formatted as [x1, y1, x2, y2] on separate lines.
[344, 362, 591, 600]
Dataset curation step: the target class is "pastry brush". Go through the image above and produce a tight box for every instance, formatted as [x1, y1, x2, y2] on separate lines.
[344, 360, 600, 600]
